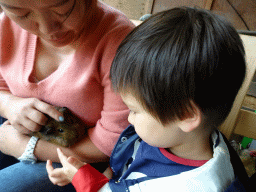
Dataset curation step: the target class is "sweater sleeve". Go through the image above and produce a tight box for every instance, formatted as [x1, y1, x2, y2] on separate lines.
[0, 74, 10, 91]
[0, 13, 10, 91]
[0, 13, 15, 92]
[72, 164, 109, 192]
[88, 23, 134, 156]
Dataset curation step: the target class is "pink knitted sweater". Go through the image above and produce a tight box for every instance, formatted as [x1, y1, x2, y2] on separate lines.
[0, 2, 134, 156]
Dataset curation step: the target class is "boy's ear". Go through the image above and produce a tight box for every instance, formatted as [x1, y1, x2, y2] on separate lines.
[177, 103, 202, 133]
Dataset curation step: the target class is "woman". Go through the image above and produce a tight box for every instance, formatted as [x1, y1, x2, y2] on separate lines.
[0, 0, 134, 191]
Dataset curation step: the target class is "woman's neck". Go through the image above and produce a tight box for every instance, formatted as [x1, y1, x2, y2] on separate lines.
[39, 38, 77, 56]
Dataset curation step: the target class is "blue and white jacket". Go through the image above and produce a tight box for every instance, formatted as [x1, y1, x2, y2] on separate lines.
[99, 125, 245, 192]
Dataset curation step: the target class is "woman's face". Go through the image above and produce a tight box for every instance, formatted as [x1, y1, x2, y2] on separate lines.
[0, 0, 96, 47]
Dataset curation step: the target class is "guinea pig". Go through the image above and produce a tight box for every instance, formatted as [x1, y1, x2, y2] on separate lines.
[31, 107, 87, 147]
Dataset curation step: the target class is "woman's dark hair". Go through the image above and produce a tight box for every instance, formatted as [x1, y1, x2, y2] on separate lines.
[110, 7, 246, 127]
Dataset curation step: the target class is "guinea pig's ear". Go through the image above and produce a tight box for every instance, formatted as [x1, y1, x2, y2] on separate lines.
[59, 107, 68, 113]
[60, 107, 76, 124]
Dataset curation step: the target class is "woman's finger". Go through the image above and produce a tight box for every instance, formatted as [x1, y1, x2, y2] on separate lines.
[18, 117, 42, 133]
[26, 109, 49, 126]
[12, 123, 34, 134]
[34, 101, 63, 122]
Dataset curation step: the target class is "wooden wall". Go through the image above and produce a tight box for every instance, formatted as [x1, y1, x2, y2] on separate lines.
[151, 0, 256, 30]
[0, 0, 254, 30]
[101, 0, 256, 30]
[100, 0, 153, 20]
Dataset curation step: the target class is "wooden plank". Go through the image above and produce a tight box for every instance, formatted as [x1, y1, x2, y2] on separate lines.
[101, 0, 152, 20]
[234, 109, 256, 139]
[152, 0, 206, 14]
[144, 0, 154, 14]
[243, 95, 256, 111]
[228, 0, 256, 31]
[205, 0, 214, 10]
[211, 0, 249, 30]
[247, 82, 256, 97]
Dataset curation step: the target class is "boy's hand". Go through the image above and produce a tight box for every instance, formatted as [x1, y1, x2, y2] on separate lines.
[46, 148, 86, 186]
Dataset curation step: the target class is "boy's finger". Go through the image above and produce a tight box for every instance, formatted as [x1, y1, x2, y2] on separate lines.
[46, 160, 64, 177]
[67, 156, 86, 170]
[46, 160, 54, 173]
[57, 148, 69, 166]
[57, 181, 70, 187]
[48, 168, 65, 177]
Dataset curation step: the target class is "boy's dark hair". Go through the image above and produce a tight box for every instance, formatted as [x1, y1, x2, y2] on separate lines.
[110, 7, 246, 127]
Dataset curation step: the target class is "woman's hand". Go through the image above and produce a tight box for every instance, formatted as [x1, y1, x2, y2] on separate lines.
[1, 92, 63, 134]
[46, 148, 86, 186]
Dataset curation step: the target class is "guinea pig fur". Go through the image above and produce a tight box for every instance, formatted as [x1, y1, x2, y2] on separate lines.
[31, 107, 87, 147]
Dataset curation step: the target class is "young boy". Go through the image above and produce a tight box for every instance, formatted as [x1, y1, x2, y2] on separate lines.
[46, 7, 247, 191]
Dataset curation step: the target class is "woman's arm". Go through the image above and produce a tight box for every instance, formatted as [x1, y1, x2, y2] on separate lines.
[0, 90, 109, 163]
[35, 131, 109, 163]
[0, 122, 108, 163]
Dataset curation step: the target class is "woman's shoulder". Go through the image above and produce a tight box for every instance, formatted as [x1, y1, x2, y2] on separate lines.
[1, 13, 18, 29]
[97, 1, 135, 31]
[78, 2, 135, 52]
[0, 13, 35, 65]
[0, 13, 29, 40]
